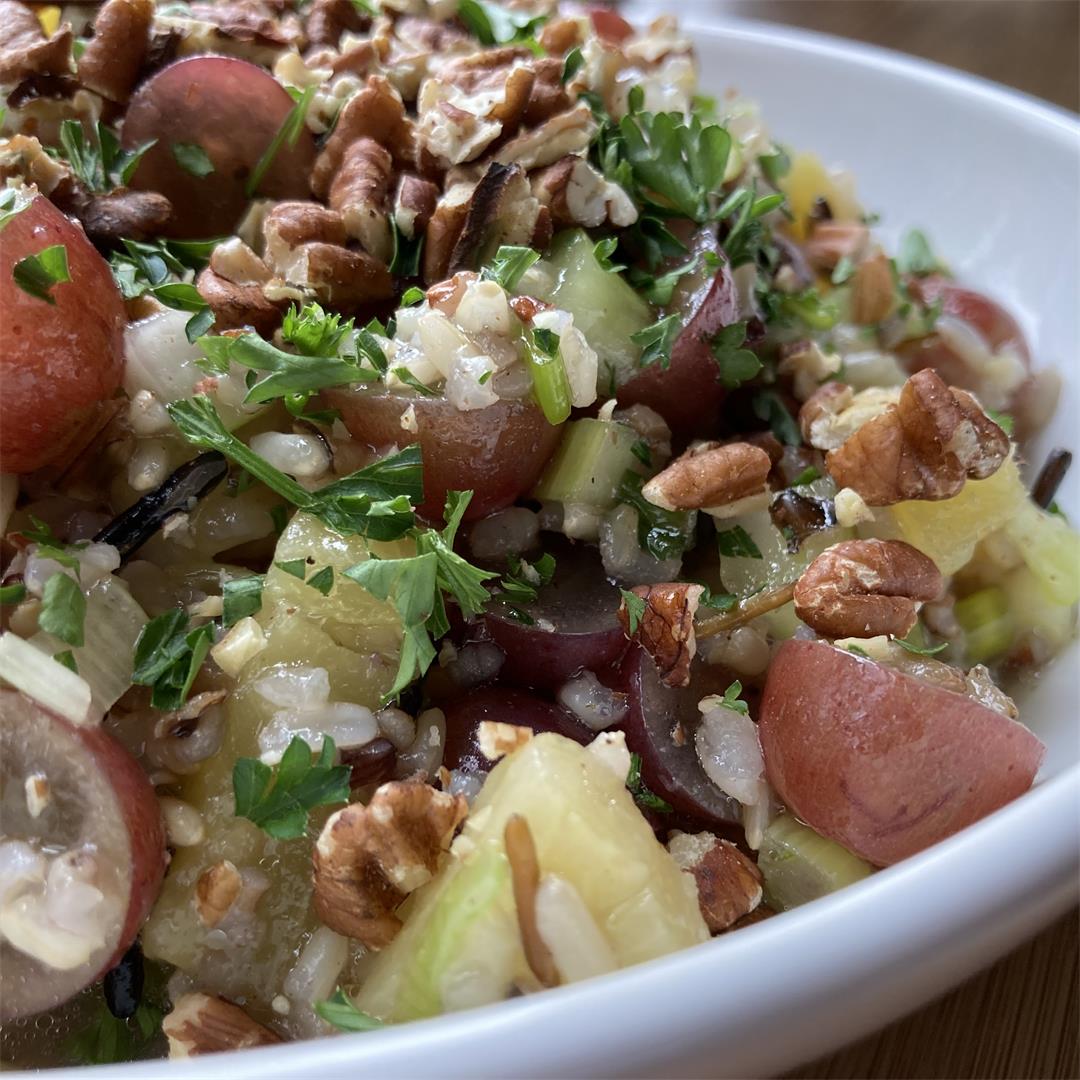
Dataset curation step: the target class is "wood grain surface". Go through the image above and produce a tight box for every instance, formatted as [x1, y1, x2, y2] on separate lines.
[647, 3, 1079, 1077]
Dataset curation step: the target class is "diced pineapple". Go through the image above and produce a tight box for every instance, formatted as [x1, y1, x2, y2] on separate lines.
[1001, 566, 1078, 654]
[875, 456, 1025, 575]
[357, 734, 708, 1022]
[778, 152, 863, 241]
[1002, 503, 1080, 605]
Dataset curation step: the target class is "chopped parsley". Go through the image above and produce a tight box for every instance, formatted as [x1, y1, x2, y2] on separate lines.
[791, 465, 821, 487]
[780, 287, 841, 331]
[12, 244, 70, 304]
[0, 583, 27, 605]
[896, 228, 940, 277]
[715, 524, 762, 560]
[171, 141, 215, 177]
[710, 321, 762, 388]
[457, 0, 547, 45]
[715, 679, 750, 715]
[315, 989, 384, 1032]
[616, 472, 695, 561]
[392, 367, 440, 397]
[626, 752, 672, 813]
[222, 575, 264, 627]
[246, 84, 316, 198]
[131, 609, 214, 711]
[988, 410, 1015, 436]
[698, 585, 738, 611]
[38, 572, 86, 648]
[233, 735, 350, 840]
[893, 636, 948, 657]
[631, 313, 681, 370]
[53, 650, 78, 673]
[498, 552, 556, 613]
[619, 588, 647, 635]
[752, 390, 802, 446]
[389, 219, 424, 278]
[55, 119, 155, 192]
[66, 1000, 163, 1066]
[757, 146, 791, 186]
[401, 285, 426, 306]
[630, 439, 653, 468]
[592, 236, 624, 273]
[0, 187, 30, 231]
[480, 244, 540, 291]
[561, 46, 584, 84]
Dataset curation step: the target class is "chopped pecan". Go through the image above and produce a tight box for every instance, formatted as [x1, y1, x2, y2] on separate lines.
[312, 781, 468, 949]
[72, 188, 172, 245]
[194, 860, 243, 928]
[668, 831, 763, 933]
[532, 154, 637, 229]
[76, 0, 153, 103]
[312, 75, 416, 198]
[850, 251, 897, 325]
[803, 221, 869, 272]
[493, 102, 596, 172]
[537, 16, 583, 55]
[264, 199, 348, 253]
[163, 993, 281, 1057]
[618, 583, 704, 688]
[188, 2, 302, 49]
[394, 173, 438, 241]
[504, 813, 558, 988]
[778, 338, 842, 402]
[522, 57, 572, 126]
[422, 181, 473, 284]
[793, 538, 943, 639]
[0, 132, 75, 198]
[799, 382, 897, 451]
[209, 236, 271, 285]
[196, 267, 283, 335]
[327, 136, 394, 261]
[304, 0, 369, 48]
[643, 441, 772, 512]
[0, 0, 72, 85]
[476, 721, 533, 761]
[395, 14, 471, 55]
[826, 369, 1010, 505]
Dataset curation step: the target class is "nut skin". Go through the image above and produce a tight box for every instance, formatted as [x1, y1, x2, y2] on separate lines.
[264, 200, 348, 250]
[312, 781, 468, 949]
[642, 441, 772, 512]
[826, 369, 1011, 505]
[850, 251, 897, 325]
[163, 993, 281, 1057]
[76, 0, 153, 103]
[196, 266, 284, 335]
[670, 833, 764, 933]
[793, 538, 944, 639]
[803, 221, 869, 272]
[618, 583, 705, 689]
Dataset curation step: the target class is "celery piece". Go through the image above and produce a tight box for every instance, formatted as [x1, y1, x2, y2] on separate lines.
[758, 814, 873, 911]
[524, 329, 572, 425]
[528, 229, 653, 391]
[1003, 502, 1080, 605]
[954, 586, 1015, 664]
[532, 418, 641, 510]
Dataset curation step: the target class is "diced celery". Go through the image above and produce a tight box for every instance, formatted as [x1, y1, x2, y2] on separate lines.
[954, 586, 1015, 664]
[527, 229, 653, 391]
[532, 418, 641, 510]
[1003, 502, 1080, 605]
[759, 815, 873, 911]
[879, 456, 1025, 575]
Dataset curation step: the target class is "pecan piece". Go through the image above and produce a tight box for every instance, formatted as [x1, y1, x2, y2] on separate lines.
[74, 188, 172, 245]
[532, 154, 637, 229]
[494, 102, 596, 171]
[803, 221, 869, 272]
[327, 136, 394, 261]
[826, 369, 1010, 505]
[476, 721, 533, 762]
[799, 382, 899, 452]
[394, 173, 438, 241]
[793, 538, 943, 639]
[196, 267, 283, 335]
[163, 993, 281, 1057]
[76, 0, 153, 103]
[194, 859, 243, 928]
[668, 831, 763, 933]
[422, 181, 473, 284]
[618, 583, 704, 688]
[312, 781, 468, 949]
[522, 57, 572, 126]
[0, 0, 72, 85]
[850, 251, 897, 325]
[304, 0, 369, 48]
[642, 441, 771, 512]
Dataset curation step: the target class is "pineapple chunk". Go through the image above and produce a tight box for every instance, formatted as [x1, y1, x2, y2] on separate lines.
[875, 456, 1024, 575]
[1002, 566, 1078, 652]
[779, 152, 863, 241]
[357, 734, 708, 1021]
[1003, 503, 1080, 605]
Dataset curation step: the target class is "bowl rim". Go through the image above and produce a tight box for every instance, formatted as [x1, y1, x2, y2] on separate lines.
[29, 18, 1080, 1079]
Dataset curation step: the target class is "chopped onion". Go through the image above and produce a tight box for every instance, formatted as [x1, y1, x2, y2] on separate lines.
[396, 708, 446, 778]
[585, 730, 632, 779]
[0, 632, 97, 727]
[557, 671, 629, 731]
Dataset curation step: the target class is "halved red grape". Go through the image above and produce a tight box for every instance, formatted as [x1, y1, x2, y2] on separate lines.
[483, 539, 627, 689]
[442, 687, 593, 777]
[618, 235, 739, 439]
[121, 56, 316, 238]
[0, 691, 167, 1021]
[324, 387, 564, 520]
[619, 647, 742, 831]
[1, 193, 126, 474]
[587, 5, 635, 43]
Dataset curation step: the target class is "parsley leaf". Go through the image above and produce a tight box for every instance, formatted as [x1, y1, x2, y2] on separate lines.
[392, 367, 440, 396]
[780, 287, 841, 331]
[498, 551, 556, 609]
[896, 228, 940, 277]
[619, 588, 646, 635]
[222, 575, 264, 627]
[616, 472, 695, 561]
[389, 219, 424, 277]
[626, 752, 672, 813]
[131, 609, 214, 711]
[0, 186, 31, 231]
[698, 585, 737, 611]
[56, 119, 155, 192]
[457, 0, 547, 44]
[893, 636, 948, 657]
[167, 396, 420, 540]
[315, 989, 384, 1032]
[757, 146, 791, 185]
[66, 1000, 163, 1066]
[717, 679, 749, 715]
[233, 735, 350, 840]
[38, 572, 86, 647]
[791, 465, 821, 487]
[307, 565, 335, 596]
[716, 524, 762, 559]
[281, 301, 351, 357]
[631, 313, 681, 370]
[401, 285, 425, 306]
[13, 244, 70, 304]
[846, 643, 871, 658]
[246, 84, 316, 198]
[752, 390, 802, 446]
[988, 409, 1015, 436]
[561, 46, 584, 84]
[592, 236, 624, 273]
[710, 320, 762, 388]
[480, 244, 540, 290]
[54, 650, 78, 673]
[171, 141, 215, 177]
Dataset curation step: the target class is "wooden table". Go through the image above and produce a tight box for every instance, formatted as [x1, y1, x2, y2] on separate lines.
[719, 4, 1079, 1076]
[630, 2, 1080, 1076]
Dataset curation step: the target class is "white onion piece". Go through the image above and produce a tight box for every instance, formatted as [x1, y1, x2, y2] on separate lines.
[585, 730, 632, 780]
[535, 875, 618, 984]
[694, 695, 767, 808]
[0, 632, 96, 727]
[557, 671, 629, 731]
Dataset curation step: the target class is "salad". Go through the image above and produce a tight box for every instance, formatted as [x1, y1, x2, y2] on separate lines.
[0, 0, 1077, 1067]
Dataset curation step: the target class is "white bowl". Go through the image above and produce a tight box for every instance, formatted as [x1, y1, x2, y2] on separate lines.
[46, 19, 1080, 1080]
